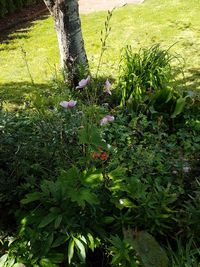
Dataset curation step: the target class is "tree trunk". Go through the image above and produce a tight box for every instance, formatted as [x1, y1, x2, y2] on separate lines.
[43, 0, 88, 84]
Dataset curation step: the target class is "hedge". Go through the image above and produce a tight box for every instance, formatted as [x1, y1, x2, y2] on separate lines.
[0, 0, 41, 18]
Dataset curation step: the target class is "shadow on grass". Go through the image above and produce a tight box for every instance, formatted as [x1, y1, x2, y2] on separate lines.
[169, 20, 193, 31]
[0, 81, 60, 109]
[186, 68, 200, 88]
[0, 75, 117, 109]
[175, 68, 200, 92]
[0, 14, 49, 51]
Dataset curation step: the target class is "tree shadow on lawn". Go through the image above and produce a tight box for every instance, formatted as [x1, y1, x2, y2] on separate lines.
[0, 75, 117, 110]
[0, 14, 49, 51]
[175, 68, 200, 93]
[0, 81, 61, 110]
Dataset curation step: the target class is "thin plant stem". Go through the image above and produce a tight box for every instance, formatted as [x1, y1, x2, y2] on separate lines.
[20, 46, 34, 85]
[95, 8, 115, 79]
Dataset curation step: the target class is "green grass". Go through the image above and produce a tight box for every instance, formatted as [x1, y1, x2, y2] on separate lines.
[0, 0, 200, 108]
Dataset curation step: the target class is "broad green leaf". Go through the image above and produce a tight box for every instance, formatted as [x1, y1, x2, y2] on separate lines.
[42, 233, 54, 255]
[0, 254, 8, 266]
[52, 235, 67, 248]
[68, 187, 99, 206]
[21, 192, 41, 204]
[74, 237, 86, 262]
[59, 167, 79, 187]
[38, 213, 57, 228]
[87, 233, 95, 251]
[54, 215, 62, 229]
[6, 257, 15, 266]
[78, 125, 106, 148]
[102, 216, 115, 224]
[108, 166, 127, 180]
[68, 238, 75, 264]
[83, 170, 103, 187]
[79, 235, 87, 245]
[171, 96, 187, 118]
[39, 258, 55, 267]
[46, 253, 64, 264]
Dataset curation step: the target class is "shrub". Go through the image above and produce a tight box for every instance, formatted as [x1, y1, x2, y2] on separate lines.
[0, 105, 85, 227]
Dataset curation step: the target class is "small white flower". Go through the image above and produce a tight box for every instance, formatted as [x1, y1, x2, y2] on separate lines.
[183, 166, 191, 173]
[104, 79, 112, 95]
[107, 144, 111, 149]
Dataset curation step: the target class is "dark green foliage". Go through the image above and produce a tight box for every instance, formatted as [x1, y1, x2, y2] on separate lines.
[1, 100, 199, 266]
[6, 0, 16, 14]
[0, 106, 84, 226]
[15, 0, 24, 10]
[0, 0, 40, 17]
[0, 0, 7, 17]
[167, 237, 200, 267]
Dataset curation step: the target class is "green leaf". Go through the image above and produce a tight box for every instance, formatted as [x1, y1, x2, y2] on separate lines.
[68, 238, 75, 264]
[171, 96, 187, 118]
[54, 215, 62, 229]
[68, 187, 99, 206]
[74, 237, 86, 262]
[79, 125, 106, 148]
[42, 233, 54, 255]
[38, 213, 58, 228]
[87, 233, 95, 251]
[52, 235, 67, 248]
[46, 253, 64, 264]
[6, 257, 15, 266]
[108, 166, 127, 180]
[102, 216, 115, 224]
[21, 192, 41, 204]
[0, 254, 8, 266]
[83, 170, 103, 188]
[39, 258, 55, 267]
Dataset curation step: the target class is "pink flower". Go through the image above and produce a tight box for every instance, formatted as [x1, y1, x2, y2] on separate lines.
[100, 115, 115, 126]
[104, 79, 112, 95]
[60, 100, 77, 109]
[76, 76, 91, 89]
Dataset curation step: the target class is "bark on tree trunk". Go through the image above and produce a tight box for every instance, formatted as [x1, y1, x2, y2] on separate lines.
[43, 0, 88, 84]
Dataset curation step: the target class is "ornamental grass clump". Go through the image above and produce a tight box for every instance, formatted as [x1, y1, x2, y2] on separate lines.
[118, 44, 178, 106]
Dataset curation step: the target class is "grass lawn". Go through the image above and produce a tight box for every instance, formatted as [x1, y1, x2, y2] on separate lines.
[0, 0, 200, 108]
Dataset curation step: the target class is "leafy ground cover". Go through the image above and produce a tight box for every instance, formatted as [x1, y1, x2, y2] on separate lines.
[0, 0, 200, 266]
[0, 0, 200, 110]
[1, 41, 200, 266]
